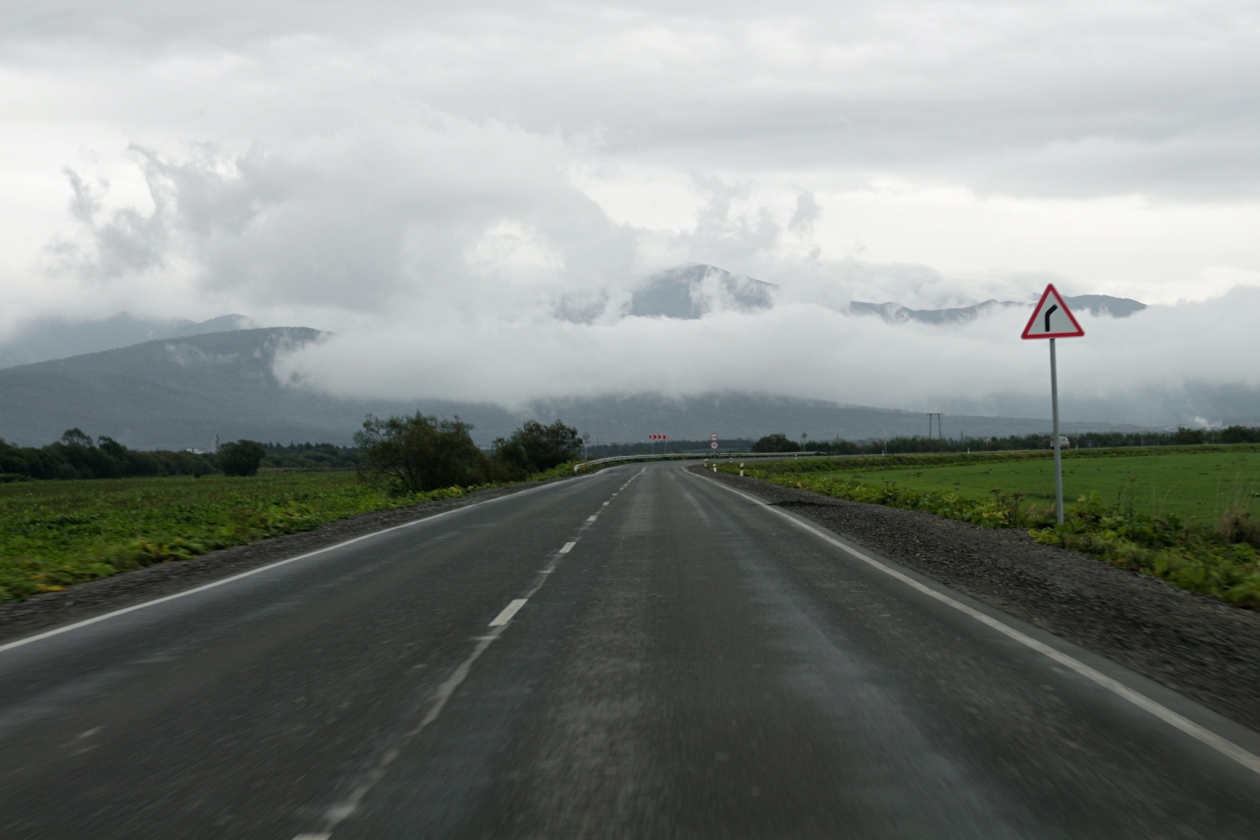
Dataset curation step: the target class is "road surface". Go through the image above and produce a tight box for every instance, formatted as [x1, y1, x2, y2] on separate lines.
[2, 463, 1259, 838]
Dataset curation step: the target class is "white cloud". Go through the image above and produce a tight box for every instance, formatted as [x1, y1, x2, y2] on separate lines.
[274, 285, 1260, 421]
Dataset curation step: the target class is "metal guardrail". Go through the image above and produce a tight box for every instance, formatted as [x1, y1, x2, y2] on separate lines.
[573, 451, 823, 473]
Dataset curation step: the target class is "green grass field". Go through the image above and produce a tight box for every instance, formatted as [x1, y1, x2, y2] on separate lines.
[836, 451, 1260, 523]
[0, 471, 462, 601]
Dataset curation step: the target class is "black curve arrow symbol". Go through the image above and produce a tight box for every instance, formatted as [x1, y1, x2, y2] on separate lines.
[1044, 303, 1058, 332]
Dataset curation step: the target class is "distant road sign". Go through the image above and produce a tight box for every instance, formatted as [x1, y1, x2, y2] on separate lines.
[1022, 284, 1084, 339]
[710, 441, 719, 449]
[648, 434, 668, 440]
[709, 433, 718, 441]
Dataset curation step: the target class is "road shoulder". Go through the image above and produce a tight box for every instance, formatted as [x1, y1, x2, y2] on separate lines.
[693, 466, 1260, 734]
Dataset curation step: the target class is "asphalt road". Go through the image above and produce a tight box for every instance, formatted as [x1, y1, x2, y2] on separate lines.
[2, 463, 1259, 838]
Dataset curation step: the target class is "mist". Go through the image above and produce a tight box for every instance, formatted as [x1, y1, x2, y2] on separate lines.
[271, 283, 1260, 427]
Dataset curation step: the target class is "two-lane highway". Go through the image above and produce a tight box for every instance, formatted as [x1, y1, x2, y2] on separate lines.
[2, 463, 1259, 838]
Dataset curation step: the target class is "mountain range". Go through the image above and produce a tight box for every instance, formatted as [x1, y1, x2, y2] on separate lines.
[0, 313, 254, 369]
[848, 295, 1146, 326]
[553, 263, 1147, 325]
[5, 264, 1239, 448]
[0, 326, 1144, 449]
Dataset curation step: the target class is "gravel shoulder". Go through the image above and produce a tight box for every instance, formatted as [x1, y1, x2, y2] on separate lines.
[0, 482, 553, 645]
[696, 467, 1260, 734]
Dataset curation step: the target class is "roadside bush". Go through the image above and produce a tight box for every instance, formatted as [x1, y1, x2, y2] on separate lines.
[355, 413, 487, 494]
[1027, 492, 1260, 609]
[218, 440, 266, 477]
[1222, 510, 1260, 549]
[492, 420, 582, 480]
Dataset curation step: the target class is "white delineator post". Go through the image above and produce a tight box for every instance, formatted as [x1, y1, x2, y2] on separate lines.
[1020, 283, 1084, 526]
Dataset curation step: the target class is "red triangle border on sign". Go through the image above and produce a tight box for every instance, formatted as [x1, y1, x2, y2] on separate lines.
[1021, 283, 1085, 339]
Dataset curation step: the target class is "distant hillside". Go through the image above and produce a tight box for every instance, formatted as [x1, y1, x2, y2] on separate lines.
[0, 312, 254, 369]
[628, 264, 776, 319]
[0, 328, 1145, 449]
[849, 294, 1146, 325]
[0, 328, 444, 449]
[524, 393, 1141, 444]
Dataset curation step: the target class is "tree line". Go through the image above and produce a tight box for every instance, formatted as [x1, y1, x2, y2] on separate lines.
[751, 425, 1260, 455]
[0, 430, 268, 482]
[259, 442, 360, 470]
[0, 414, 583, 489]
[7, 419, 1256, 485]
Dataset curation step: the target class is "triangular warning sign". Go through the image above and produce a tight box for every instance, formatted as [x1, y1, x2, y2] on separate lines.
[1021, 284, 1084, 339]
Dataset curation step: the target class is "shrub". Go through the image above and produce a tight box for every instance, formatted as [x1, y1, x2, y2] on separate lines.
[355, 413, 487, 494]
[492, 420, 582, 480]
[1222, 510, 1260, 549]
[751, 433, 802, 453]
[218, 440, 266, 477]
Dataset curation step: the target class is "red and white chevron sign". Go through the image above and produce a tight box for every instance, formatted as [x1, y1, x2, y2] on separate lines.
[648, 434, 668, 440]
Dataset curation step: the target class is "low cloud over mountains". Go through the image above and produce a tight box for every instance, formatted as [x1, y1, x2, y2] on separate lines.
[2, 1, 1259, 437]
[5, 262, 1258, 435]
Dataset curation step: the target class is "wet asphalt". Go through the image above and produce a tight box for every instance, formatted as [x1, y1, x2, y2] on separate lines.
[1, 462, 1258, 839]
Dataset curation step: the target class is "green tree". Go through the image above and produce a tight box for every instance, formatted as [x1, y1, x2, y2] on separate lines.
[1221, 425, 1260, 444]
[354, 413, 487, 494]
[96, 436, 127, 459]
[1172, 427, 1206, 445]
[751, 433, 802, 453]
[492, 419, 582, 479]
[218, 440, 266, 477]
[60, 428, 94, 448]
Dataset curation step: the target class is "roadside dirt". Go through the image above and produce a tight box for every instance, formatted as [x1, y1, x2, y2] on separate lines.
[698, 468, 1260, 734]
[0, 483, 549, 645]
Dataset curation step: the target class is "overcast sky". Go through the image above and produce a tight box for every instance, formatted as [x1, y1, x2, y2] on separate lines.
[3, 1, 1259, 418]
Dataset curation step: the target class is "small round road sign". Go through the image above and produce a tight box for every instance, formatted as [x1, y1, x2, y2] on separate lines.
[710, 441, 718, 449]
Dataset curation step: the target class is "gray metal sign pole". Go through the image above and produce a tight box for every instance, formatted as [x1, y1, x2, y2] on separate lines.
[1050, 338, 1064, 524]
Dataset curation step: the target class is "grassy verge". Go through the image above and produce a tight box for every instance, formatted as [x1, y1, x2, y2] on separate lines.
[722, 447, 1260, 609]
[0, 463, 579, 602]
[0, 472, 467, 601]
[760, 449, 1260, 523]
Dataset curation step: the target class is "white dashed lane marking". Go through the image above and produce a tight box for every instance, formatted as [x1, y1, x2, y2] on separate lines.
[489, 599, 528, 627]
[293, 495, 619, 840]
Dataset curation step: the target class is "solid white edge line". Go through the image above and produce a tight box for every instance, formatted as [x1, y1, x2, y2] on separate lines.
[0, 477, 589, 657]
[488, 598, 528, 627]
[697, 472, 1260, 778]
